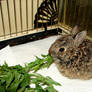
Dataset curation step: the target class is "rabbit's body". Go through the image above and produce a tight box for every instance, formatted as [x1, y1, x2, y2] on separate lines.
[49, 26, 92, 80]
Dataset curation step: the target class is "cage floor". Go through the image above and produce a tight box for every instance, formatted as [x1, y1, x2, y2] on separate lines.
[0, 36, 92, 92]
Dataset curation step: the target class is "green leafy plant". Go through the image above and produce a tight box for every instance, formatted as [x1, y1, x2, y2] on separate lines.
[0, 54, 61, 92]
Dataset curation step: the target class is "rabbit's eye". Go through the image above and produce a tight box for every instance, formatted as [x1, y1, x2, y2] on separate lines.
[59, 48, 65, 52]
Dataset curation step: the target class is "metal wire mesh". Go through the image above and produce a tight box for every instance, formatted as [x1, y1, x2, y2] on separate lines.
[0, 0, 44, 41]
[0, 0, 92, 41]
[59, 0, 92, 37]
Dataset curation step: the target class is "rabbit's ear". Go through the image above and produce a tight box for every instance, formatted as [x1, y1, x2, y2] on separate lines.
[74, 31, 87, 47]
[71, 25, 80, 36]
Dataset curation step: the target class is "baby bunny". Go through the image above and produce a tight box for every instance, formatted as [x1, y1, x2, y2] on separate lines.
[49, 25, 92, 80]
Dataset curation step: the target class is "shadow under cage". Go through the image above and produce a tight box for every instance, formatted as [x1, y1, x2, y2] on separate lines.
[0, 0, 92, 49]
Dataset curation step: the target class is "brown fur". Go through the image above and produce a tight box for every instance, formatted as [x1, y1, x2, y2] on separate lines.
[49, 25, 92, 80]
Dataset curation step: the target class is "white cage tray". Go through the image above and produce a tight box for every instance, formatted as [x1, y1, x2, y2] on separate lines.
[0, 36, 92, 92]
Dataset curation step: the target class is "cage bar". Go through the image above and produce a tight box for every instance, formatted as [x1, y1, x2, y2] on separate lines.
[0, 1, 5, 38]
[13, 0, 17, 36]
[0, 0, 91, 42]
[19, 0, 22, 32]
[26, 0, 28, 33]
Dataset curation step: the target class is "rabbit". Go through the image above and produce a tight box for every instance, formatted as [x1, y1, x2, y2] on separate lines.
[49, 25, 92, 80]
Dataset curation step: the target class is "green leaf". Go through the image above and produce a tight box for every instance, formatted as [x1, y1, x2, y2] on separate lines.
[5, 71, 14, 89]
[46, 76, 61, 86]
[7, 71, 24, 92]
[0, 86, 5, 92]
[30, 73, 61, 92]
[24, 54, 53, 72]
[20, 73, 30, 88]
[24, 88, 35, 92]
[35, 83, 44, 92]
[45, 86, 57, 92]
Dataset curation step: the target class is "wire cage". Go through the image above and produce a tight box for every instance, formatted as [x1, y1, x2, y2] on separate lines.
[59, 0, 92, 37]
[0, 0, 92, 48]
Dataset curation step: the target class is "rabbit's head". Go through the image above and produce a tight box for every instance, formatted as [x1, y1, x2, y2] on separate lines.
[49, 25, 87, 63]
